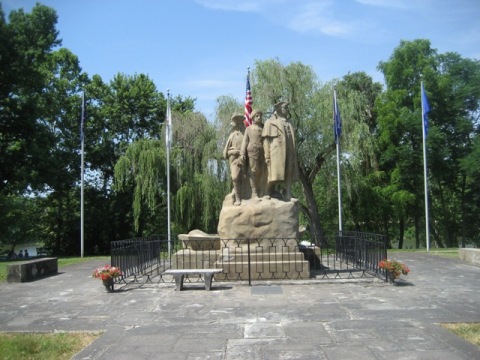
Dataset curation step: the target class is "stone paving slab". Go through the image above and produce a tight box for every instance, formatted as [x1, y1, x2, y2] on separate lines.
[0, 252, 479, 359]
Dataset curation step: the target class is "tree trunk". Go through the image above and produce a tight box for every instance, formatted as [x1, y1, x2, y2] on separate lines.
[460, 172, 466, 248]
[298, 167, 324, 244]
[398, 217, 404, 249]
[414, 215, 420, 249]
[383, 214, 392, 249]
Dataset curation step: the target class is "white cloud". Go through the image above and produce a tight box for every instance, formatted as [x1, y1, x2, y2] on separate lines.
[354, 0, 409, 8]
[288, 2, 353, 37]
[194, 0, 264, 12]
[196, 0, 358, 38]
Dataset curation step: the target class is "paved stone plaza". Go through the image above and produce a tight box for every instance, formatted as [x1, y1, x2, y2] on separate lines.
[0, 252, 479, 359]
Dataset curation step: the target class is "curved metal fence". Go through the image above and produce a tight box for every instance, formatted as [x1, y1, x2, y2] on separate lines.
[111, 231, 388, 285]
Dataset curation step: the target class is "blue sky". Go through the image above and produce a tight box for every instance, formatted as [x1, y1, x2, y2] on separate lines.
[3, 0, 480, 119]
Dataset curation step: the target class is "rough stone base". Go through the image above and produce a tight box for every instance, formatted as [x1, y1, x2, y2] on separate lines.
[7, 257, 58, 282]
[178, 230, 221, 251]
[217, 196, 299, 240]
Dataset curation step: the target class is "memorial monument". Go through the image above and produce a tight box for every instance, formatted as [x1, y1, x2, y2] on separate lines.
[175, 102, 312, 280]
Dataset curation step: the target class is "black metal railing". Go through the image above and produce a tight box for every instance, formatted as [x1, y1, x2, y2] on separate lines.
[110, 231, 388, 285]
[318, 231, 387, 279]
[111, 236, 171, 283]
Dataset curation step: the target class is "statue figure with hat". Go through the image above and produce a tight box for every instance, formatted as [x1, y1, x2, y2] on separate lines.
[240, 109, 266, 199]
[261, 101, 299, 201]
[223, 113, 246, 205]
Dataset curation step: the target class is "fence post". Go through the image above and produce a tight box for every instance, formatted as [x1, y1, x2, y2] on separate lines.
[247, 239, 252, 286]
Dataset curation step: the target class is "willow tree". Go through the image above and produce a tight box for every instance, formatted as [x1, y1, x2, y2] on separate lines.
[172, 111, 229, 234]
[114, 109, 230, 236]
[114, 139, 166, 234]
[243, 59, 378, 240]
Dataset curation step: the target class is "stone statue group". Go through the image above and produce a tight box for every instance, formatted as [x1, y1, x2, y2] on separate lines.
[223, 101, 299, 206]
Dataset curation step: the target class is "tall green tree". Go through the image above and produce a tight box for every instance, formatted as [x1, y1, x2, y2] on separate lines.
[37, 47, 87, 255]
[376, 39, 480, 248]
[0, 3, 61, 195]
[0, 3, 88, 253]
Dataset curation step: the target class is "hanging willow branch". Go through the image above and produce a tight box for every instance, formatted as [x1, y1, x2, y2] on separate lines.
[114, 139, 166, 231]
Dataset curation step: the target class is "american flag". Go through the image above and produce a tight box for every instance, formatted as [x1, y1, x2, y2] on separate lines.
[244, 70, 252, 127]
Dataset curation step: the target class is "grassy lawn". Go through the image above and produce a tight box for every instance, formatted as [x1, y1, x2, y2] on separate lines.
[441, 323, 480, 347]
[0, 332, 101, 360]
[0, 256, 110, 283]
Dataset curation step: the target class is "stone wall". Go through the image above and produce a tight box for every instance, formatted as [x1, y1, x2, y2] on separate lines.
[7, 257, 58, 282]
[459, 248, 480, 267]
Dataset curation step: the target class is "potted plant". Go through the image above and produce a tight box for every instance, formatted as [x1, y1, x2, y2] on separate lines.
[92, 265, 122, 292]
[378, 259, 410, 282]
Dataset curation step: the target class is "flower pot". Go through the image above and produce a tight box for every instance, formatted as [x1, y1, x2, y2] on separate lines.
[102, 278, 114, 292]
[387, 270, 400, 283]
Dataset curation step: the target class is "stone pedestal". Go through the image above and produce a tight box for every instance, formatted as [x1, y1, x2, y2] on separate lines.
[214, 249, 310, 280]
[172, 249, 218, 269]
[173, 195, 311, 280]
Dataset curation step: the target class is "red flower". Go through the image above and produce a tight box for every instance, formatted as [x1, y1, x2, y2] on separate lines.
[378, 259, 410, 275]
[93, 265, 122, 280]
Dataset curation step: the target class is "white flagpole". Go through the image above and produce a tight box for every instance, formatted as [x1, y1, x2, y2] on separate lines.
[80, 92, 85, 258]
[421, 81, 430, 252]
[166, 90, 172, 255]
[334, 89, 343, 232]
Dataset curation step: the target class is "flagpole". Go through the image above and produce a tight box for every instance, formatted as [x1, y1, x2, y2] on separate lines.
[334, 89, 343, 232]
[80, 92, 85, 258]
[166, 90, 172, 255]
[421, 81, 430, 252]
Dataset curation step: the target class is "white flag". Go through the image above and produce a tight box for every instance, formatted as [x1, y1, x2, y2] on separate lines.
[166, 93, 172, 148]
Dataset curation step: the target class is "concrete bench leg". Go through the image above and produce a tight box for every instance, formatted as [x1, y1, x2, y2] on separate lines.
[204, 273, 214, 290]
[173, 274, 184, 291]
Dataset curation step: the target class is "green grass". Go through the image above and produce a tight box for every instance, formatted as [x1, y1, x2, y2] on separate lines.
[441, 323, 480, 347]
[389, 248, 461, 259]
[0, 332, 101, 360]
[428, 249, 460, 259]
[0, 256, 110, 283]
[0, 257, 107, 357]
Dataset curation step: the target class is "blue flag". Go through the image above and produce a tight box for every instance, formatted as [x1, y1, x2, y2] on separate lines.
[333, 90, 342, 144]
[421, 82, 430, 137]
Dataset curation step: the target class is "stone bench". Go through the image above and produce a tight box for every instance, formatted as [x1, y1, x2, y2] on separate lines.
[7, 257, 58, 283]
[36, 247, 51, 256]
[163, 269, 223, 291]
[459, 248, 480, 267]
